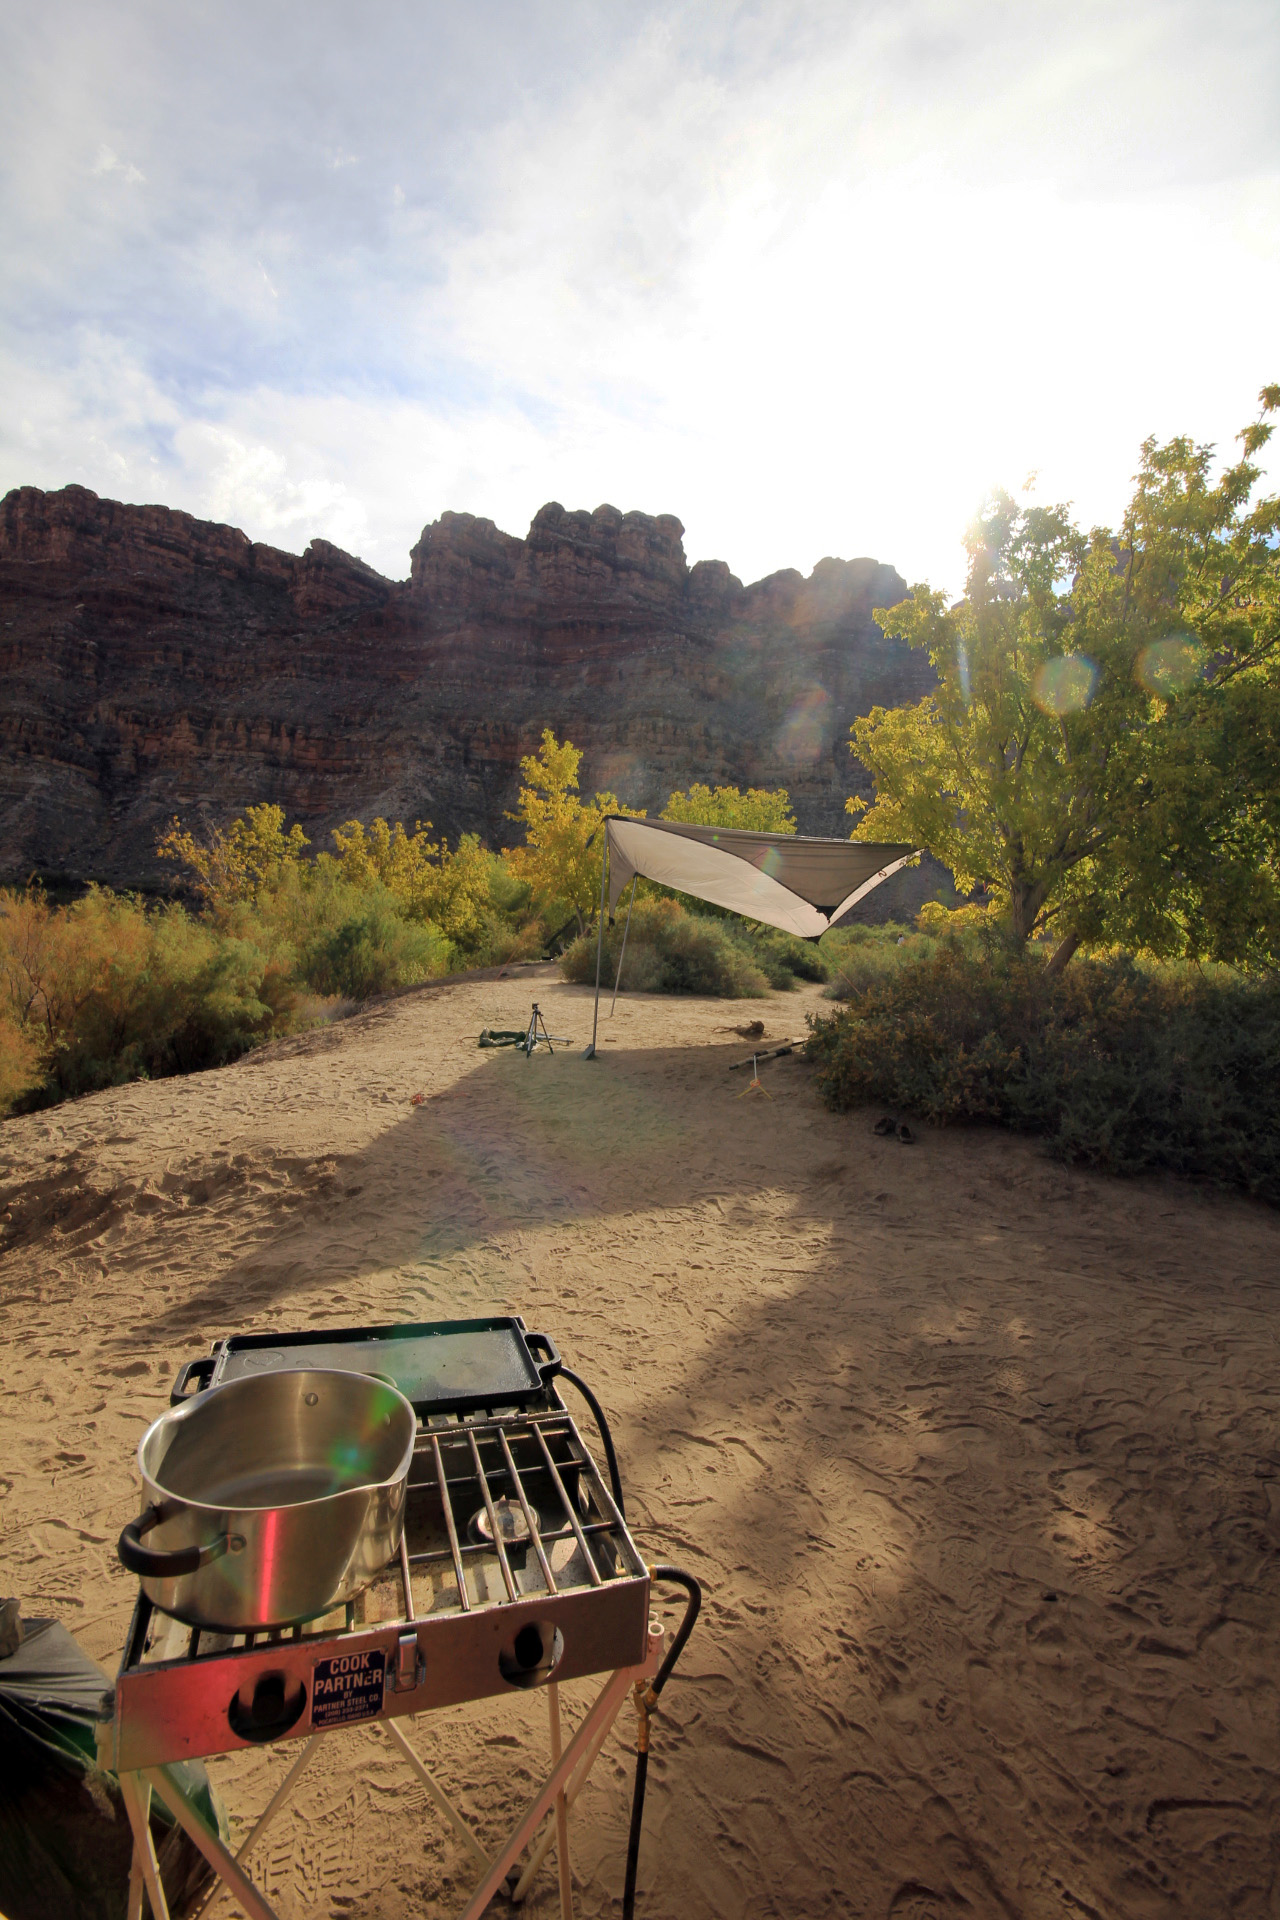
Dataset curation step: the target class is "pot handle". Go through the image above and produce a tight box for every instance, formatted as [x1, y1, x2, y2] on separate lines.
[525, 1330, 562, 1383]
[117, 1505, 232, 1579]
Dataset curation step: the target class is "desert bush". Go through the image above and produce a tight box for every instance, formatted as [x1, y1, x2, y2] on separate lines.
[237, 865, 452, 999]
[560, 898, 770, 998]
[915, 900, 1004, 937]
[296, 894, 451, 1000]
[0, 1010, 42, 1110]
[327, 820, 513, 957]
[819, 921, 931, 998]
[0, 885, 291, 1110]
[724, 924, 829, 989]
[806, 942, 1280, 1201]
[164, 804, 542, 969]
[661, 783, 797, 833]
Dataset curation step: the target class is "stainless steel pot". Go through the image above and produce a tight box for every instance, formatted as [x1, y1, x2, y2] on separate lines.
[117, 1369, 416, 1631]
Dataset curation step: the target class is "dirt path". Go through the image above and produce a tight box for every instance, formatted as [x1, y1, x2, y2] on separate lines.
[3, 965, 1279, 1919]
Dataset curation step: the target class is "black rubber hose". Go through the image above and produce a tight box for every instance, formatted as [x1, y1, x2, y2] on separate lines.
[558, 1366, 625, 1518]
[623, 1749, 649, 1918]
[622, 1564, 703, 1919]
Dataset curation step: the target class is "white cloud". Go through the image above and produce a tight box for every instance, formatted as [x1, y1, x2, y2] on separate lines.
[1, 1, 1276, 593]
[90, 143, 144, 185]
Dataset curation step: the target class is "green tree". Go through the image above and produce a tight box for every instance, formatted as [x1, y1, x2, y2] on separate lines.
[849, 390, 1280, 968]
[662, 783, 796, 833]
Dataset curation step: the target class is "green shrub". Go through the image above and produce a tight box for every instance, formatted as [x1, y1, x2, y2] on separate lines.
[806, 942, 1280, 1201]
[298, 897, 451, 1000]
[819, 922, 930, 998]
[726, 925, 829, 990]
[560, 898, 770, 998]
[244, 866, 452, 994]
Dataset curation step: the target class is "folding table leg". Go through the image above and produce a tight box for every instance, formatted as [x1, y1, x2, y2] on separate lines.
[381, 1717, 489, 1870]
[127, 1832, 145, 1920]
[119, 1773, 171, 1920]
[198, 1736, 322, 1920]
[459, 1663, 637, 1920]
[510, 1680, 620, 1903]
[143, 1765, 281, 1920]
[547, 1684, 573, 1920]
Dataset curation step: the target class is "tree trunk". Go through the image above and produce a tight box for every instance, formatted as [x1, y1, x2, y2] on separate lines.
[1044, 928, 1081, 976]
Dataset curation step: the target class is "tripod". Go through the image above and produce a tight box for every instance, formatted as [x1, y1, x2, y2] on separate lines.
[524, 1002, 569, 1056]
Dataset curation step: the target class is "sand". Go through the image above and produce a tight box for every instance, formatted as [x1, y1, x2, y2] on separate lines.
[3, 964, 1280, 1920]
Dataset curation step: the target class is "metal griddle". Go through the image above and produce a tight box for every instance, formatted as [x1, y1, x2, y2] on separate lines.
[171, 1314, 561, 1417]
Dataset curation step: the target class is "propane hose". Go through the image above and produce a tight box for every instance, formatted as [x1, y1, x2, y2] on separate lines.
[555, 1369, 702, 1913]
[558, 1365, 626, 1518]
[622, 1564, 703, 1919]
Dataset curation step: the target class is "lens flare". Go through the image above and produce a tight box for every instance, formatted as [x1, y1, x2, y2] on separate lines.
[1032, 653, 1097, 716]
[775, 686, 829, 767]
[957, 640, 971, 706]
[1136, 636, 1202, 696]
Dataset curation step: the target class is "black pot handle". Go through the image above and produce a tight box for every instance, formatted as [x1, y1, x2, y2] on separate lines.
[525, 1331, 562, 1383]
[170, 1356, 216, 1405]
[117, 1505, 233, 1579]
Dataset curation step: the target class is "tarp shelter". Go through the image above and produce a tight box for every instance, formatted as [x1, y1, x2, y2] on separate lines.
[583, 816, 917, 1053]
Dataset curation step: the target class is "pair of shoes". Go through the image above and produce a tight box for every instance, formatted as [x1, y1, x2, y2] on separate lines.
[873, 1115, 896, 1135]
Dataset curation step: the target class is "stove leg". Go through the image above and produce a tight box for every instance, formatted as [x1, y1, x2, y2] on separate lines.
[196, 1734, 324, 1920]
[143, 1765, 281, 1920]
[231, 1735, 321, 1876]
[127, 1844, 144, 1920]
[458, 1663, 636, 1920]
[381, 1717, 488, 1870]
[119, 1773, 171, 1920]
[510, 1684, 618, 1903]
[547, 1684, 574, 1920]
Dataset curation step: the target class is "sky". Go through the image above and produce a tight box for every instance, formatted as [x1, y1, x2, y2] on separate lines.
[1, 0, 1277, 593]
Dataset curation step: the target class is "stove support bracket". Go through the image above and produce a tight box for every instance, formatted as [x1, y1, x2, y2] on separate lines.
[118, 1624, 663, 1920]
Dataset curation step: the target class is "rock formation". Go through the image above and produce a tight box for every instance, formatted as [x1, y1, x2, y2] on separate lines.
[0, 486, 938, 908]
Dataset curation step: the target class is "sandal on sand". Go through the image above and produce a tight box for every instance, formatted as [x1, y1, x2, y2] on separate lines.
[896, 1123, 915, 1144]
[873, 1115, 896, 1135]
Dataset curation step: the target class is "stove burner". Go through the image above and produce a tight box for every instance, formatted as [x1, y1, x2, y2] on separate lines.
[470, 1494, 541, 1547]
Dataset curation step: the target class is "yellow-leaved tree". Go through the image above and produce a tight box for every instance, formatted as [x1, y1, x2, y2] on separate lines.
[661, 784, 796, 833]
[327, 818, 495, 952]
[157, 803, 311, 912]
[505, 730, 642, 933]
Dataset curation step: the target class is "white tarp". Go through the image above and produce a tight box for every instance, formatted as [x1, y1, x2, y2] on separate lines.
[603, 816, 918, 937]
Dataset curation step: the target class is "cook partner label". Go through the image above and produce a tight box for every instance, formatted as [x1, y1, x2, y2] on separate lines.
[311, 1648, 386, 1728]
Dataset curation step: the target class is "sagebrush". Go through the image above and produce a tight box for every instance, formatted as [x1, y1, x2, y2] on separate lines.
[806, 940, 1280, 1202]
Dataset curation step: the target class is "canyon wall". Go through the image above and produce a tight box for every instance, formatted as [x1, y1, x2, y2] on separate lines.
[0, 486, 939, 910]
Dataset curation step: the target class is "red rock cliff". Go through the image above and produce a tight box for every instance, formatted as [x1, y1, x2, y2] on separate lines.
[0, 485, 934, 894]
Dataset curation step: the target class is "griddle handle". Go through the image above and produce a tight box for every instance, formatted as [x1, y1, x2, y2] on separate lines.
[117, 1506, 231, 1579]
[526, 1331, 562, 1383]
[170, 1356, 215, 1405]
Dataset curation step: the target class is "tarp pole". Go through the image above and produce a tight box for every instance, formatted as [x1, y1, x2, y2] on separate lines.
[584, 823, 610, 1058]
[609, 875, 637, 1016]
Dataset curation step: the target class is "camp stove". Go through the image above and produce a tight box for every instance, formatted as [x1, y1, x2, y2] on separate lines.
[103, 1318, 687, 1920]
[109, 1317, 650, 1771]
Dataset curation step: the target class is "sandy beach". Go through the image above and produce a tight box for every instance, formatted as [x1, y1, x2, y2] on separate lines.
[3, 963, 1280, 1920]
